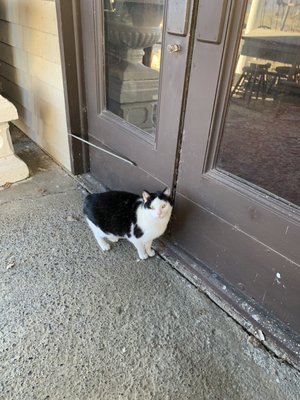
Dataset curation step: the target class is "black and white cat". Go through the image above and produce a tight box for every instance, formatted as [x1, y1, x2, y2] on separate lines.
[83, 188, 173, 259]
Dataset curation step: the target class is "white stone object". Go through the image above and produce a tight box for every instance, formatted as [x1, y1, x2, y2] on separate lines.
[0, 95, 29, 185]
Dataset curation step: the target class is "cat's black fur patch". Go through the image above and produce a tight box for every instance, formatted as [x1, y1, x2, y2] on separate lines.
[143, 190, 173, 209]
[133, 224, 144, 238]
[83, 191, 141, 237]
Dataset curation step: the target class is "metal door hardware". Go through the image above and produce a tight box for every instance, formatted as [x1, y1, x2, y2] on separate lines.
[167, 0, 191, 36]
[196, 0, 228, 44]
[167, 44, 182, 53]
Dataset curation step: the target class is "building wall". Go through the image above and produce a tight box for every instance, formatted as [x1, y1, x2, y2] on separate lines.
[0, 0, 71, 170]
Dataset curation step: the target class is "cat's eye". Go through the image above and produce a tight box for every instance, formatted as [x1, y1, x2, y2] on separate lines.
[161, 204, 166, 209]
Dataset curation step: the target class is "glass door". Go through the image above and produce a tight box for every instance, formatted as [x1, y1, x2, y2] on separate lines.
[80, 0, 193, 193]
[173, 0, 300, 340]
[219, 0, 300, 206]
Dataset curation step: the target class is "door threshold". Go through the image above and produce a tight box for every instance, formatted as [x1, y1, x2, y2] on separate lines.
[155, 238, 300, 371]
[75, 173, 109, 194]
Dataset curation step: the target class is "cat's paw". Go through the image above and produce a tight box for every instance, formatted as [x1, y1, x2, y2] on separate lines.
[147, 248, 155, 257]
[98, 240, 111, 252]
[108, 236, 119, 243]
[138, 252, 148, 260]
[101, 243, 111, 251]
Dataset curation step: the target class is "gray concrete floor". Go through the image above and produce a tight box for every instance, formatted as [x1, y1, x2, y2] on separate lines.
[0, 127, 300, 400]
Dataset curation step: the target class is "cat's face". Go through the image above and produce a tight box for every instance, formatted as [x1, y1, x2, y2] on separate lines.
[142, 188, 173, 220]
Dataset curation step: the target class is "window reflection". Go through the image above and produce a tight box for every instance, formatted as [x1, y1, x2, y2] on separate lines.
[217, 0, 300, 207]
[104, 0, 164, 136]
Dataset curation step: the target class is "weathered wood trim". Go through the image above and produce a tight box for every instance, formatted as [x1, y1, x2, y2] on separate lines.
[55, 0, 89, 174]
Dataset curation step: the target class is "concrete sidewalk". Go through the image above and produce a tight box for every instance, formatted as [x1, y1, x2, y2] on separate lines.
[0, 128, 299, 400]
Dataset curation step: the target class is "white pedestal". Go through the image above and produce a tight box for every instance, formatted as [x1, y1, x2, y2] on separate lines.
[0, 95, 29, 186]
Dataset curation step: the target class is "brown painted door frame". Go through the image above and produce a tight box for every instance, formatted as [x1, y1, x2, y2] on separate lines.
[56, 0, 90, 175]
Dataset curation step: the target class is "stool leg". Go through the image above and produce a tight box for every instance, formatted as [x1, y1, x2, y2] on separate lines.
[231, 73, 244, 96]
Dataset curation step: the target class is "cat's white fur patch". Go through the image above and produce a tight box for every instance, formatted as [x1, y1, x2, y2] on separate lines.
[129, 198, 172, 259]
[85, 218, 111, 251]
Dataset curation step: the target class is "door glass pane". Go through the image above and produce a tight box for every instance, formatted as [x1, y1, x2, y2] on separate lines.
[216, 0, 300, 207]
[104, 0, 164, 136]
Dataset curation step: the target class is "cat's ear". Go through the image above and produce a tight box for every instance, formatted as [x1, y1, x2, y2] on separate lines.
[163, 187, 171, 197]
[142, 191, 150, 203]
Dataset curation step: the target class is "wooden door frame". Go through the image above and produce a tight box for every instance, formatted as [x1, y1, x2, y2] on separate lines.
[55, 0, 89, 175]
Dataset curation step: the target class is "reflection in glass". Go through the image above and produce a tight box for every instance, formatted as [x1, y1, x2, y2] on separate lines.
[217, 0, 300, 207]
[104, 0, 164, 136]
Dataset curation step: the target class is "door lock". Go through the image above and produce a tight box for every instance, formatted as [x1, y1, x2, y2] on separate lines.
[167, 44, 182, 53]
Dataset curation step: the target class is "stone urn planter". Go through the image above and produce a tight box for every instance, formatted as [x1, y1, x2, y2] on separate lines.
[105, 0, 164, 132]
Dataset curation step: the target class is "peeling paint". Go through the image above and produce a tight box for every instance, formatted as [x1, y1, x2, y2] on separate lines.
[275, 273, 281, 285]
[255, 329, 266, 342]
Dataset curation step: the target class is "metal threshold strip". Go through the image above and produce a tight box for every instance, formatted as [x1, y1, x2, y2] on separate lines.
[69, 133, 136, 166]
